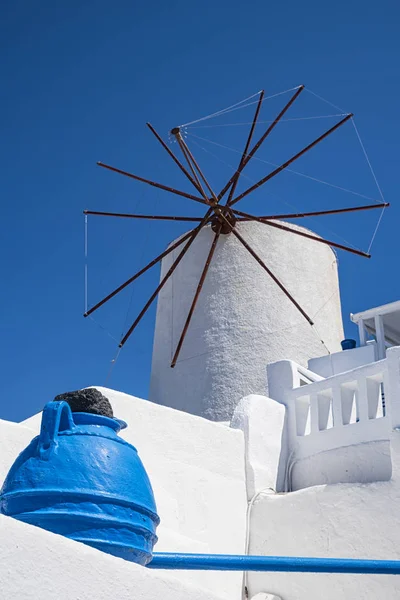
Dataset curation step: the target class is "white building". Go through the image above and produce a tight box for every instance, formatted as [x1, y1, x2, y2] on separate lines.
[1, 221, 400, 599]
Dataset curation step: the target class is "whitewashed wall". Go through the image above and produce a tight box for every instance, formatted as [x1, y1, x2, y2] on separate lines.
[0, 514, 228, 600]
[231, 394, 286, 499]
[0, 419, 38, 483]
[308, 343, 376, 378]
[150, 221, 344, 421]
[267, 352, 400, 491]
[248, 434, 400, 600]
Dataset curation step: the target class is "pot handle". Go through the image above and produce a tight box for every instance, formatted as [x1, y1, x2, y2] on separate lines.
[39, 401, 75, 456]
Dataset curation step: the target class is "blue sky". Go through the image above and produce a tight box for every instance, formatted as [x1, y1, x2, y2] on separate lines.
[1, 0, 399, 421]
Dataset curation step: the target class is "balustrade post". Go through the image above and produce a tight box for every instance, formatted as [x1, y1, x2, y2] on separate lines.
[332, 385, 343, 428]
[387, 347, 400, 428]
[310, 395, 319, 433]
[356, 377, 369, 423]
[374, 315, 386, 360]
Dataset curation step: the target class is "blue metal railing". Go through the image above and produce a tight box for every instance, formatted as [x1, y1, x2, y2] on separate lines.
[149, 553, 400, 575]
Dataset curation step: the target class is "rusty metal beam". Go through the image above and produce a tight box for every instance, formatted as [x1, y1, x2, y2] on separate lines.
[232, 202, 389, 221]
[175, 133, 209, 202]
[218, 86, 305, 202]
[233, 208, 371, 258]
[84, 228, 199, 318]
[146, 123, 205, 196]
[223, 91, 265, 204]
[171, 225, 222, 367]
[231, 226, 314, 324]
[240, 86, 305, 168]
[230, 113, 353, 206]
[119, 208, 214, 347]
[97, 161, 208, 206]
[83, 210, 203, 222]
[213, 212, 314, 325]
[176, 135, 219, 204]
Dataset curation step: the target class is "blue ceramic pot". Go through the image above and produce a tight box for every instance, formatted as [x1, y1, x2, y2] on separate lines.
[341, 339, 357, 351]
[1, 401, 159, 565]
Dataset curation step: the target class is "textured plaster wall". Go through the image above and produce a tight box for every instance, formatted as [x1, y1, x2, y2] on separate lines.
[247, 430, 400, 600]
[231, 394, 286, 499]
[290, 441, 392, 491]
[0, 514, 228, 600]
[0, 419, 37, 483]
[308, 344, 377, 378]
[21, 387, 247, 599]
[150, 221, 344, 421]
[266, 357, 396, 491]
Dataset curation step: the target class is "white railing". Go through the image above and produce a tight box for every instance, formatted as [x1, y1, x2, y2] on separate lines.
[286, 359, 391, 459]
[294, 364, 324, 387]
[267, 347, 400, 465]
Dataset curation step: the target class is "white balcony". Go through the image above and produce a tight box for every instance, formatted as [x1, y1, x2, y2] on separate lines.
[351, 300, 400, 360]
[267, 346, 400, 491]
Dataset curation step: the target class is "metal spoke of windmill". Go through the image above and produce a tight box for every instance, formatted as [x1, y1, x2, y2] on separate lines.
[220, 85, 305, 203]
[85, 85, 388, 367]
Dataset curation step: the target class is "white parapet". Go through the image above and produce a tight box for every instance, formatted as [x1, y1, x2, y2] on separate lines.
[231, 394, 286, 499]
[267, 346, 400, 491]
[308, 343, 377, 378]
[150, 221, 344, 421]
[0, 514, 229, 600]
[247, 471, 400, 600]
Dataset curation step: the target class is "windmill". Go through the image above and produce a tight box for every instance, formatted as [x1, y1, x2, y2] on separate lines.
[84, 85, 388, 368]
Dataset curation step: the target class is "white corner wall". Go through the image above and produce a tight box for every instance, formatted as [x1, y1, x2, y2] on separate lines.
[0, 514, 228, 600]
[290, 441, 392, 491]
[21, 387, 247, 599]
[150, 221, 344, 422]
[231, 394, 286, 499]
[0, 419, 37, 483]
[246, 430, 400, 600]
[267, 356, 396, 491]
[308, 343, 376, 378]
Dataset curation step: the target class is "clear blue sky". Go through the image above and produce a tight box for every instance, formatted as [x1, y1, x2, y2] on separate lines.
[1, 0, 399, 422]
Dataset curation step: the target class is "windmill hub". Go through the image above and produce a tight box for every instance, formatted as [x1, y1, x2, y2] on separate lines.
[211, 209, 236, 234]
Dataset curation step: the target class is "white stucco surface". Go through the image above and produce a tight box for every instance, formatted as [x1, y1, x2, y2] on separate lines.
[231, 395, 286, 499]
[290, 440, 392, 490]
[0, 419, 37, 483]
[21, 387, 247, 599]
[266, 352, 400, 491]
[252, 594, 282, 600]
[248, 434, 400, 599]
[308, 343, 376, 378]
[0, 514, 228, 600]
[150, 221, 344, 421]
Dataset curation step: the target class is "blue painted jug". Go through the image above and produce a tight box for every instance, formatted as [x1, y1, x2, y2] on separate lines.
[0, 401, 159, 565]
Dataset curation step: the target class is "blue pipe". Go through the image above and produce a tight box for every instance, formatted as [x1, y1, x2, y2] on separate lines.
[149, 553, 400, 575]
